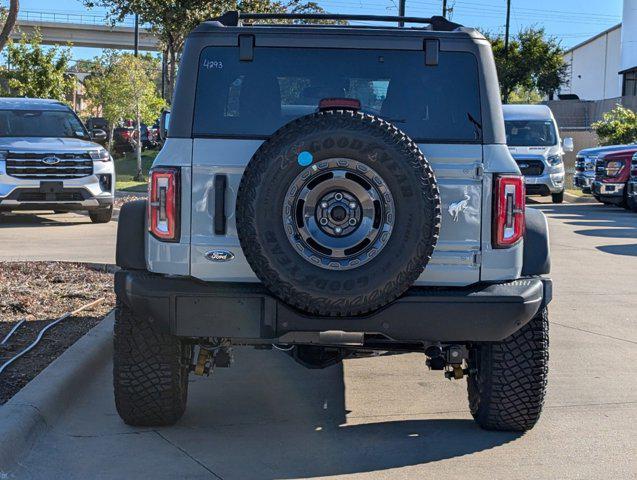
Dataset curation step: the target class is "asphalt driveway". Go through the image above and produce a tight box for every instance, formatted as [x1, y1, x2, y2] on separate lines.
[8, 202, 637, 479]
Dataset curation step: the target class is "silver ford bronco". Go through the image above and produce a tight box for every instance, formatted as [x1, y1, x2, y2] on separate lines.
[114, 12, 552, 432]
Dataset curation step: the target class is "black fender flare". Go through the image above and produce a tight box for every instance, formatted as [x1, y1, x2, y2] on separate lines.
[116, 200, 147, 270]
[522, 207, 550, 276]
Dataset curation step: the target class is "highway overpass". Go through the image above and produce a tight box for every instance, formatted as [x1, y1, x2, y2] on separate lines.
[11, 11, 160, 51]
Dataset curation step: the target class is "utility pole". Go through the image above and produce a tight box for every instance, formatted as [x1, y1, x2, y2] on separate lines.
[442, 0, 447, 18]
[398, 0, 405, 27]
[134, 13, 139, 57]
[161, 50, 167, 100]
[504, 0, 511, 60]
[503, 0, 511, 102]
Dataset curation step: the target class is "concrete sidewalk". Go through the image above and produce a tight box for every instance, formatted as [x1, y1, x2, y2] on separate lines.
[5, 203, 637, 479]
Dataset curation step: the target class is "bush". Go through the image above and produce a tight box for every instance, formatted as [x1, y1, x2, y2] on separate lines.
[592, 105, 637, 146]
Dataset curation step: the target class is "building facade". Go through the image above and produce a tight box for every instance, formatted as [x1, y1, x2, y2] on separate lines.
[561, 0, 636, 101]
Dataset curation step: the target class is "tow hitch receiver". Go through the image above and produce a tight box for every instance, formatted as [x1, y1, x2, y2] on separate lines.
[425, 344, 469, 380]
[192, 341, 233, 376]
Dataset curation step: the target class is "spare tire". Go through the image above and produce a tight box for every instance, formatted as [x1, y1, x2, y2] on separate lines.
[236, 110, 440, 316]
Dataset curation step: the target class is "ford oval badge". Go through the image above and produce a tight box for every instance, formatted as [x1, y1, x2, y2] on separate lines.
[42, 156, 61, 165]
[205, 250, 235, 262]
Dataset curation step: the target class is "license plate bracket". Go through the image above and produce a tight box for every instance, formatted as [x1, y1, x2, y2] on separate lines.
[39, 181, 64, 201]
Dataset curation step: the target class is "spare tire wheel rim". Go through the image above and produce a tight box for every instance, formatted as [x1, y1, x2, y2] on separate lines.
[283, 158, 395, 270]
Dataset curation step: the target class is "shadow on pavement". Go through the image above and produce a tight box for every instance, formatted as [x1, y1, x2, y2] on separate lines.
[166, 418, 522, 479]
[596, 244, 637, 256]
[0, 212, 91, 227]
[159, 348, 521, 479]
[533, 203, 637, 256]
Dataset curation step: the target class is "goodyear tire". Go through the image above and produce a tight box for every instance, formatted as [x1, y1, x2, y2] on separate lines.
[113, 301, 190, 426]
[467, 307, 549, 431]
[236, 110, 440, 316]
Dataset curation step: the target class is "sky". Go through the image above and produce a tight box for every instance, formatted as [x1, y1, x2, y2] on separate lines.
[14, 0, 625, 63]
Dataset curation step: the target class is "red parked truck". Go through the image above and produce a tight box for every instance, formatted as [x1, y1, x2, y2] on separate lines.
[592, 147, 637, 207]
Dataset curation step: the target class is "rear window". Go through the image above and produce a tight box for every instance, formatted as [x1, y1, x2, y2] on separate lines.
[193, 47, 482, 143]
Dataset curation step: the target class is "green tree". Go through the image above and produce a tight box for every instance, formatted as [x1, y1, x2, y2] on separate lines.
[119, 55, 165, 179]
[0, 0, 20, 52]
[83, 52, 123, 147]
[84, 52, 164, 171]
[83, 0, 327, 101]
[592, 105, 637, 146]
[1, 30, 73, 100]
[485, 27, 568, 103]
[508, 86, 543, 105]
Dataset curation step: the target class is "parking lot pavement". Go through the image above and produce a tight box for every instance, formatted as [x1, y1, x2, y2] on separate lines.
[10, 203, 637, 479]
[0, 211, 116, 264]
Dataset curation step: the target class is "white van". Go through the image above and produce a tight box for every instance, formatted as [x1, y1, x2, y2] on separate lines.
[503, 104, 573, 203]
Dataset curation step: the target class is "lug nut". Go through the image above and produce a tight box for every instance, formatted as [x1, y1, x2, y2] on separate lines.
[349, 202, 356, 209]
[334, 193, 343, 201]
[321, 202, 328, 208]
[348, 218, 357, 225]
[335, 226, 342, 234]
[319, 218, 328, 225]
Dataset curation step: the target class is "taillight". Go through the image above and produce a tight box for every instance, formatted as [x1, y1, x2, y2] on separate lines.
[148, 167, 180, 242]
[493, 175, 525, 248]
[631, 154, 637, 179]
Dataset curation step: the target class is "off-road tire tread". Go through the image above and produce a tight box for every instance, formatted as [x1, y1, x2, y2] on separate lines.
[113, 301, 188, 426]
[467, 307, 549, 431]
[236, 110, 441, 316]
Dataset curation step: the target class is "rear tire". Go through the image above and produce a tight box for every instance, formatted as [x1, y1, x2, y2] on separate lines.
[89, 206, 113, 223]
[113, 301, 190, 426]
[551, 191, 564, 203]
[467, 307, 549, 431]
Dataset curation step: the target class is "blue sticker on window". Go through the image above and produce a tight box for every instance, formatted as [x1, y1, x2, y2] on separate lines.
[297, 151, 313, 167]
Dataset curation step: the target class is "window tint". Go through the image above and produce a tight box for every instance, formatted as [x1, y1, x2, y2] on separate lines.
[505, 120, 557, 147]
[0, 109, 88, 138]
[194, 47, 482, 142]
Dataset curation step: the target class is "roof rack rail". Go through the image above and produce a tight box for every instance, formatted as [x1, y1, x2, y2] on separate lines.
[213, 11, 463, 32]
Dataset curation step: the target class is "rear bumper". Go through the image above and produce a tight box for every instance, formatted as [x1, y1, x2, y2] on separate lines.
[115, 270, 552, 344]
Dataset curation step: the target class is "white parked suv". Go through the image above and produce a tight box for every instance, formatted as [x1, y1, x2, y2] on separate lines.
[0, 98, 115, 223]
[503, 104, 572, 203]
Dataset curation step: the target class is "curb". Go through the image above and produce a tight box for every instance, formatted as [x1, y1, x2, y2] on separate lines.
[0, 312, 114, 472]
[564, 192, 597, 204]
